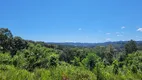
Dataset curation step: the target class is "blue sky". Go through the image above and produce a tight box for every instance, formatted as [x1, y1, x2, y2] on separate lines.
[0, 0, 142, 43]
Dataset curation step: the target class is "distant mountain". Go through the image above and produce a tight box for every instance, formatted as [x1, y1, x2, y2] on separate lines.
[47, 41, 142, 48]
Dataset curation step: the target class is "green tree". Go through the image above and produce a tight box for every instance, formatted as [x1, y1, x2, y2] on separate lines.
[10, 36, 27, 56]
[113, 60, 119, 74]
[0, 52, 12, 65]
[95, 46, 106, 59]
[131, 65, 137, 73]
[72, 57, 81, 66]
[125, 40, 137, 54]
[104, 45, 115, 65]
[49, 54, 59, 67]
[82, 53, 100, 71]
[0, 28, 13, 52]
[0, 28, 13, 38]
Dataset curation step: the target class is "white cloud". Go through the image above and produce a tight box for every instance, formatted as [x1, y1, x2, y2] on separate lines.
[117, 35, 123, 37]
[78, 28, 82, 31]
[117, 35, 119, 36]
[137, 28, 142, 32]
[106, 33, 111, 35]
[121, 26, 125, 29]
[106, 38, 111, 41]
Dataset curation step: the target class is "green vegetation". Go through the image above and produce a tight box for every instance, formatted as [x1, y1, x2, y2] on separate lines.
[0, 28, 142, 80]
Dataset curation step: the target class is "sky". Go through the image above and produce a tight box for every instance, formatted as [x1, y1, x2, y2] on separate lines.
[0, 0, 142, 43]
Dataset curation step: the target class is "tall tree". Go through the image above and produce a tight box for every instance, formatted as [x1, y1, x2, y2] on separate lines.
[0, 28, 27, 56]
[104, 45, 114, 65]
[10, 36, 28, 56]
[125, 40, 137, 54]
[0, 28, 13, 38]
[0, 28, 13, 52]
[82, 53, 100, 71]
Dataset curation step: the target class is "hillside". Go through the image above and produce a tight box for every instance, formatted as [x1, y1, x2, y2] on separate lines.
[0, 28, 142, 80]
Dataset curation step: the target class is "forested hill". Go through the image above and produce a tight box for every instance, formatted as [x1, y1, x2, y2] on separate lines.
[48, 41, 142, 49]
[1, 28, 142, 80]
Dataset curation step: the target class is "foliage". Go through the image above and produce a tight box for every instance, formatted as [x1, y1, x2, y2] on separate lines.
[0, 28, 142, 80]
[82, 53, 100, 70]
[0, 53, 12, 65]
[125, 40, 138, 54]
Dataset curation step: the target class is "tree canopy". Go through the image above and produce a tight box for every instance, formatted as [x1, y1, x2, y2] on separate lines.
[0, 28, 142, 80]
